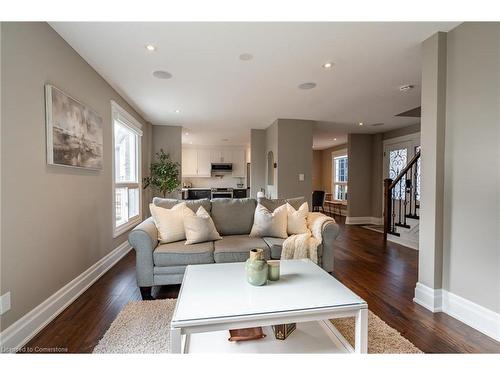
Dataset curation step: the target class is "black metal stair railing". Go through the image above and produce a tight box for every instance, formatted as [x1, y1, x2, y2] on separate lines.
[384, 150, 421, 239]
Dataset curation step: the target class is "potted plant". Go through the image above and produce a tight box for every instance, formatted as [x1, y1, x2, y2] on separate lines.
[143, 149, 181, 198]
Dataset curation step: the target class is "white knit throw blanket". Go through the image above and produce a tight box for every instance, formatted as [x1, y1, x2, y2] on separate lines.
[281, 212, 335, 264]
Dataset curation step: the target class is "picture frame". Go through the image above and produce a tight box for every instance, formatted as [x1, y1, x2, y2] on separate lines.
[45, 84, 103, 170]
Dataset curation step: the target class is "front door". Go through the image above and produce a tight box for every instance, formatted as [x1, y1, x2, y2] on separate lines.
[384, 141, 411, 200]
[383, 136, 421, 221]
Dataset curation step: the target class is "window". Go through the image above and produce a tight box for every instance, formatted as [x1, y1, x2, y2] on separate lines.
[389, 148, 407, 200]
[112, 102, 143, 237]
[333, 153, 348, 201]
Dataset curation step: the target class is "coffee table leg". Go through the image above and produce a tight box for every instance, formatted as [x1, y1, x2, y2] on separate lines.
[354, 308, 368, 353]
[170, 327, 182, 353]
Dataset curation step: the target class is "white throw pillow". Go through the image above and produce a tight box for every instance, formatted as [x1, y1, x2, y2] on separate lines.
[184, 206, 222, 245]
[249, 203, 288, 239]
[149, 202, 190, 243]
[286, 202, 309, 235]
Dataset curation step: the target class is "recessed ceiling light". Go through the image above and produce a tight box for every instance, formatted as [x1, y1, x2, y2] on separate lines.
[239, 53, 253, 61]
[152, 70, 172, 79]
[358, 122, 364, 126]
[145, 44, 156, 51]
[333, 138, 337, 141]
[175, 109, 180, 114]
[184, 131, 189, 136]
[189, 141, 193, 145]
[298, 82, 317, 90]
[322, 62, 334, 69]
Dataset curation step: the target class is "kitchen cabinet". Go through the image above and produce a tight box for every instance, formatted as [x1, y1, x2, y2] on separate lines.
[221, 150, 232, 163]
[211, 149, 232, 163]
[197, 149, 212, 177]
[231, 149, 246, 177]
[182, 148, 211, 177]
[183, 146, 247, 178]
[182, 148, 198, 177]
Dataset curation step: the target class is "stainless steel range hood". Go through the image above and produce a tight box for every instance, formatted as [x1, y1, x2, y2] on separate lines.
[211, 163, 233, 174]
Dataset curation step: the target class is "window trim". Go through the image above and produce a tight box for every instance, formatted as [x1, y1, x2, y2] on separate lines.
[111, 101, 143, 238]
[331, 149, 348, 203]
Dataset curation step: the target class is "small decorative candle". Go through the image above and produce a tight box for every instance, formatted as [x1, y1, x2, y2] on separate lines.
[267, 260, 280, 281]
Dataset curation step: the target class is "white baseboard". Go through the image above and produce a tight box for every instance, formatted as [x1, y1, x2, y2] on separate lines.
[414, 282, 500, 342]
[413, 282, 443, 312]
[345, 216, 383, 225]
[387, 234, 419, 250]
[0, 241, 132, 353]
[442, 290, 500, 342]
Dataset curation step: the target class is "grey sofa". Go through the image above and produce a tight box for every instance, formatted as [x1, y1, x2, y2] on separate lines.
[129, 197, 340, 299]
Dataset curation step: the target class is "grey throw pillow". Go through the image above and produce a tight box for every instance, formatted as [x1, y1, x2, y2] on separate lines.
[153, 197, 211, 214]
[257, 196, 306, 211]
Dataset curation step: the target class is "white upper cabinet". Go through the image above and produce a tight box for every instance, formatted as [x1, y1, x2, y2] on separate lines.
[231, 149, 246, 177]
[197, 149, 212, 177]
[221, 150, 232, 163]
[211, 149, 233, 163]
[210, 150, 221, 164]
[183, 146, 247, 178]
[182, 148, 198, 177]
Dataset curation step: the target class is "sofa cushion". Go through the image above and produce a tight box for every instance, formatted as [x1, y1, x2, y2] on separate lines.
[211, 198, 256, 235]
[258, 196, 305, 211]
[249, 203, 288, 239]
[262, 237, 285, 259]
[184, 206, 222, 245]
[153, 241, 214, 267]
[149, 202, 190, 244]
[153, 197, 211, 214]
[214, 235, 270, 263]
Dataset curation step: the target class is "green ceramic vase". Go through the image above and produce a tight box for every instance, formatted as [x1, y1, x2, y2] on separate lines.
[246, 249, 268, 286]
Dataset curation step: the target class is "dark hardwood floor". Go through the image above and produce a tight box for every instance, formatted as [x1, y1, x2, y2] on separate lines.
[23, 217, 500, 353]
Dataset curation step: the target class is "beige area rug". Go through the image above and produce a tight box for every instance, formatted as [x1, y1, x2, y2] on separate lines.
[93, 299, 422, 354]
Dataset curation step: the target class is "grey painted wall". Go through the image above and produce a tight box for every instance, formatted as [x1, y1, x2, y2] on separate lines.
[317, 144, 348, 193]
[0, 22, 150, 330]
[312, 150, 323, 191]
[347, 134, 374, 217]
[250, 129, 266, 198]
[418, 31, 447, 291]
[151, 125, 182, 199]
[442, 23, 500, 313]
[370, 134, 383, 218]
[276, 119, 313, 205]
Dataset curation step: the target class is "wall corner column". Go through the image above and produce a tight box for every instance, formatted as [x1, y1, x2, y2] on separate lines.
[415, 31, 447, 311]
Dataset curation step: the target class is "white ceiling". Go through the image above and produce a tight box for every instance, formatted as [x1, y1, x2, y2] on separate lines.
[50, 22, 459, 149]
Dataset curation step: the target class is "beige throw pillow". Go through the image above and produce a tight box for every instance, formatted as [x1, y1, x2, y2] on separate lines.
[149, 202, 189, 243]
[184, 206, 222, 245]
[286, 202, 309, 235]
[250, 203, 288, 239]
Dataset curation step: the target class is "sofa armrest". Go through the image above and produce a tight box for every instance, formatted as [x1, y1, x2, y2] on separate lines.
[128, 217, 158, 287]
[320, 221, 340, 273]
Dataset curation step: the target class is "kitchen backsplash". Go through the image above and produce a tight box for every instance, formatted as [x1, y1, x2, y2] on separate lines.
[183, 176, 246, 188]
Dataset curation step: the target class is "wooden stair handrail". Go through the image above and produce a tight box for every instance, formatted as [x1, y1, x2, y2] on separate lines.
[383, 150, 421, 239]
[388, 150, 421, 190]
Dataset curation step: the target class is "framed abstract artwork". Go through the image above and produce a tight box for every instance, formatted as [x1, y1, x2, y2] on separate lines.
[45, 84, 103, 170]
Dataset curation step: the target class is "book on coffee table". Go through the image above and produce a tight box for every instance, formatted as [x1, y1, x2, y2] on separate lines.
[228, 327, 266, 342]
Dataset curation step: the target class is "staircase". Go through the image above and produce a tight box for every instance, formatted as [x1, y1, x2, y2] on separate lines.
[383, 150, 421, 250]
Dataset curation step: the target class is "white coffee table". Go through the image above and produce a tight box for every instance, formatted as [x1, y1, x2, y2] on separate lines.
[170, 259, 368, 353]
